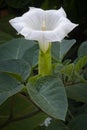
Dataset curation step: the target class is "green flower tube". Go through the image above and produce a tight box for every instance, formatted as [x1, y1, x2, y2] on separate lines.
[38, 44, 52, 76]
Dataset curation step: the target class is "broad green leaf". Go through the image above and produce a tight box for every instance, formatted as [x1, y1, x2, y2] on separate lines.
[78, 41, 87, 57]
[22, 44, 39, 67]
[0, 73, 24, 105]
[66, 83, 87, 103]
[27, 76, 68, 120]
[68, 114, 87, 130]
[75, 55, 87, 72]
[0, 94, 40, 121]
[0, 59, 31, 81]
[52, 39, 76, 61]
[1, 112, 47, 130]
[10, 94, 37, 116]
[0, 38, 36, 60]
[0, 93, 47, 130]
[0, 94, 36, 121]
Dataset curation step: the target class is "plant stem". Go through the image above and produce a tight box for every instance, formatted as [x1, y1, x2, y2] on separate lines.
[38, 45, 52, 76]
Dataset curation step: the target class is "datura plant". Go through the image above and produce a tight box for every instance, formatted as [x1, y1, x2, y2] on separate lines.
[0, 6, 87, 130]
[9, 7, 77, 76]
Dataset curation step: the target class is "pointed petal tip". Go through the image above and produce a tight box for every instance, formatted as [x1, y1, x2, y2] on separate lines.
[60, 7, 64, 10]
[29, 7, 35, 10]
[9, 19, 11, 24]
[9, 19, 14, 27]
[9, 19, 13, 24]
[58, 7, 67, 17]
[72, 23, 79, 30]
[29, 7, 44, 12]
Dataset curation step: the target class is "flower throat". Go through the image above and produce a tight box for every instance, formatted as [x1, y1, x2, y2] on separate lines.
[42, 21, 46, 31]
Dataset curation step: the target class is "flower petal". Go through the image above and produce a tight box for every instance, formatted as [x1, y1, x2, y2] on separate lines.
[9, 7, 78, 53]
[9, 17, 25, 33]
[45, 7, 67, 30]
[19, 28, 50, 52]
[9, 7, 45, 33]
[54, 17, 78, 41]
[22, 7, 44, 30]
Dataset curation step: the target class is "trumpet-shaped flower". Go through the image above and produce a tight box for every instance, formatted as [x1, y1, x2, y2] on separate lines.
[9, 7, 78, 53]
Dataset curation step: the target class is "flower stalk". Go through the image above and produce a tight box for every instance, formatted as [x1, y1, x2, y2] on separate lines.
[38, 43, 52, 76]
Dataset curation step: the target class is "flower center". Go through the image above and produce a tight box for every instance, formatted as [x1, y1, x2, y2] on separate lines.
[42, 20, 46, 31]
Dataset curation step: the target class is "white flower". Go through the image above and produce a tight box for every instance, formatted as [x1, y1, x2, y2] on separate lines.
[40, 117, 52, 127]
[9, 7, 78, 53]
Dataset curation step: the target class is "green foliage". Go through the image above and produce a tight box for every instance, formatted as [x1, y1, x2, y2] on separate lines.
[69, 114, 87, 130]
[0, 38, 36, 60]
[61, 63, 74, 78]
[0, 73, 24, 105]
[0, 37, 87, 129]
[78, 41, 87, 57]
[52, 39, 76, 61]
[37, 120, 69, 130]
[66, 83, 87, 103]
[27, 76, 68, 120]
[0, 59, 31, 81]
[75, 55, 87, 72]
[0, 0, 87, 128]
[0, 94, 47, 130]
[46, 120, 69, 130]
[22, 44, 39, 67]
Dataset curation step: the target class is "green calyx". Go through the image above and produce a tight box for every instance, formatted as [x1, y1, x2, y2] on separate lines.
[38, 44, 52, 76]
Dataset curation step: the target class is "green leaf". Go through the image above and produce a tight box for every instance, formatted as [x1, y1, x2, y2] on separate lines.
[0, 73, 24, 105]
[75, 55, 87, 72]
[0, 59, 31, 81]
[66, 83, 87, 103]
[78, 41, 87, 57]
[61, 63, 74, 78]
[46, 120, 69, 130]
[0, 94, 36, 120]
[1, 112, 47, 130]
[68, 114, 87, 130]
[84, 68, 87, 80]
[52, 39, 76, 61]
[36, 120, 69, 130]
[0, 38, 36, 60]
[27, 76, 68, 120]
[22, 44, 39, 67]
[75, 72, 87, 83]
[0, 93, 47, 130]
